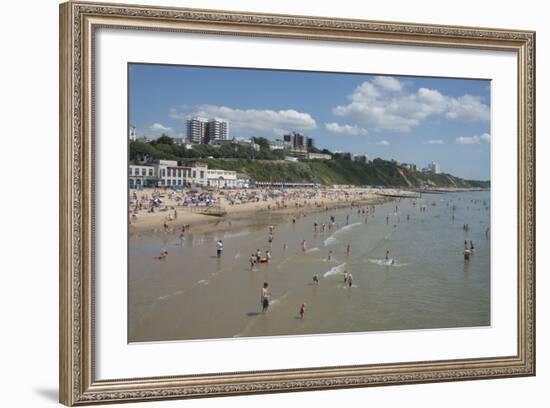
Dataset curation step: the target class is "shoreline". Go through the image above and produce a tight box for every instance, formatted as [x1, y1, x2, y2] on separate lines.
[128, 187, 488, 236]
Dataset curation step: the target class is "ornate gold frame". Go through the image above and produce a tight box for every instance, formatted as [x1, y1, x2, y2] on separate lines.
[59, 1, 536, 405]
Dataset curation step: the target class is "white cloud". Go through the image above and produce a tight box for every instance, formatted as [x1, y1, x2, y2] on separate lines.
[455, 133, 491, 144]
[150, 122, 173, 132]
[446, 94, 490, 121]
[376, 140, 390, 146]
[373, 76, 403, 92]
[170, 104, 317, 135]
[333, 77, 490, 133]
[426, 139, 444, 145]
[325, 122, 368, 136]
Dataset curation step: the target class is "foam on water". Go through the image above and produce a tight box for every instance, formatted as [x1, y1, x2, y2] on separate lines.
[369, 258, 408, 267]
[323, 222, 361, 246]
[306, 247, 320, 253]
[323, 263, 347, 278]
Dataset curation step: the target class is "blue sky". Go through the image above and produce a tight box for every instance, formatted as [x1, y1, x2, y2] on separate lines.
[129, 63, 491, 180]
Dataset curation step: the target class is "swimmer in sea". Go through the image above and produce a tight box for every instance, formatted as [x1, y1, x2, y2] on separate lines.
[154, 249, 168, 260]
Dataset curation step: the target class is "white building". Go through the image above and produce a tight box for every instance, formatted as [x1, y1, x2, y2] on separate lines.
[156, 160, 191, 188]
[206, 118, 229, 144]
[190, 162, 208, 186]
[129, 125, 137, 141]
[269, 139, 291, 151]
[234, 138, 260, 151]
[308, 152, 332, 160]
[236, 173, 251, 188]
[186, 117, 208, 144]
[427, 161, 441, 174]
[207, 169, 238, 188]
[129, 164, 156, 188]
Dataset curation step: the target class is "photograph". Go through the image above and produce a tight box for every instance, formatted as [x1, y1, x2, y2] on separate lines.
[127, 64, 492, 342]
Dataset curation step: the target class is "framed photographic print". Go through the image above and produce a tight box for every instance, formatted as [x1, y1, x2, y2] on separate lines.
[59, 1, 536, 405]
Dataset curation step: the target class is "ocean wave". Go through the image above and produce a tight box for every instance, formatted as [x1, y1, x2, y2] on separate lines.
[369, 258, 408, 267]
[323, 262, 347, 278]
[323, 222, 361, 246]
[158, 289, 184, 301]
[306, 247, 320, 253]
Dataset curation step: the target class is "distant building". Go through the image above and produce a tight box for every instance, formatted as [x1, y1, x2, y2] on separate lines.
[341, 152, 354, 160]
[234, 138, 260, 151]
[207, 169, 237, 188]
[308, 152, 332, 160]
[129, 125, 137, 141]
[129, 164, 156, 188]
[402, 163, 417, 171]
[353, 154, 369, 163]
[186, 117, 208, 144]
[236, 173, 251, 188]
[206, 118, 229, 144]
[427, 161, 441, 174]
[156, 160, 191, 188]
[172, 137, 186, 146]
[190, 162, 208, 186]
[268, 139, 291, 151]
[283, 131, 314, 152]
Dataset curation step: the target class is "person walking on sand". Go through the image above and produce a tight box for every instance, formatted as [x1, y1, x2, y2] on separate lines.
[299, 303, 307, 320]
[261, 282, 271, 313]
[216, 239, 223, 258]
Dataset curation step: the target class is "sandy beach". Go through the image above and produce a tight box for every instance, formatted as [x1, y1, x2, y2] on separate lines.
[128, 187, 417, 235]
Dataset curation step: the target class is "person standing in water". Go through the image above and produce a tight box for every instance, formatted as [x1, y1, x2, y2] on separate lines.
[301, 240, 307, 252]
[347, 272, 353, 288]
[249, 254, 256, 270]
[327, 250, 332, 261]
[216, 239, 223, 258]
[385, 250, 390, 261]
[260, 282, 271, 313]
[299, 303, 307, 320]
[346, 244, 351, 256]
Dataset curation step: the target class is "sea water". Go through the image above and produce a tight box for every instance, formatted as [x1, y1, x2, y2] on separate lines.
[128, 191, 490, 342]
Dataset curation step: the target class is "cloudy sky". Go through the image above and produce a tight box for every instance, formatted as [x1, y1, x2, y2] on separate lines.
[129, 63, 491, 180]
